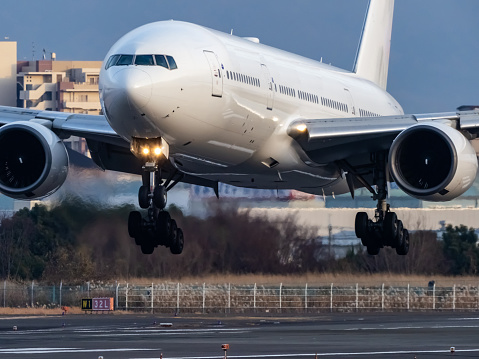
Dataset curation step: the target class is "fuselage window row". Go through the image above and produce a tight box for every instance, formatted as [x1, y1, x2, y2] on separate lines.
[321, 97, 348, 113]
[299, 90, 318, 104]
[359, 108, 379, 117]
[226, 70, 260, 88]
[105, 54, 178, 70]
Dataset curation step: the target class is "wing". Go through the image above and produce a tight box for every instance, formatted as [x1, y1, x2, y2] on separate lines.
[0, 106, 218, 191]
[287, 108, 479, 192]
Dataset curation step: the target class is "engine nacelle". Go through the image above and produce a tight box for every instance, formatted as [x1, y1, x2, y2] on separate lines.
[389, 121, 477, 201]
[0, 121, 69, 200]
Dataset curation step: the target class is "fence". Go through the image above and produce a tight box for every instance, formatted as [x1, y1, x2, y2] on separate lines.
[2, 281, 479, 313]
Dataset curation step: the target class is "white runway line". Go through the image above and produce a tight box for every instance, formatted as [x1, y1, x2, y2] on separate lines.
[0, 348, 155, 354]
[130, 348, 479, 359]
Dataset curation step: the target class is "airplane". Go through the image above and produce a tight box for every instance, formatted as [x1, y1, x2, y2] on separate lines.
[0, 0, 477, 256]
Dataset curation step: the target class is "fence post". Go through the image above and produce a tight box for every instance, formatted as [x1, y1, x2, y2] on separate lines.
[31, 280, 34, 307]
[253, 283, 256, 312]
[59, 280, 62, 307]
[381, 283, 385, 311]
[176, 283, 180, 313]
[228, 283, 231, 313]
[305, 283, 308, 312]
[407, 284, 410, 311]
[125, 283, 129, 311]
[151, 283, 154, 313]
[279, 283, 282, 311]
[355, 283, 359, 312]
[433, 282, 436, 310]
[115, 282, 119, 310]
[3, 280, 6, 308]
[453, 284, 456, 311]
[87, 281, 90, 297]
[202, 283, 205, 314]
[330, 283, 333, 312]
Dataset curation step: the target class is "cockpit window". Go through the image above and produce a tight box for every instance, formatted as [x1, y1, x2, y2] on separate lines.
[107, 54, 178, 70]
[135, 55, 155, 66]
[166, 56, 178, 70]
[105, 54, 120, 70]
[155, 55, 168, 69]
[117, 55, 134, 66]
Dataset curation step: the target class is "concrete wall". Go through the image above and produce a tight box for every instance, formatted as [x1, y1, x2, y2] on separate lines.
[0, 41, 17, 106]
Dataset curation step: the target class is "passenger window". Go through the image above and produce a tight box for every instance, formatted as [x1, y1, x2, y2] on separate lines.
[117, 55, 134, 66]
[155, 55, 168, 69]
[166, 56, 178, 69]
[105, 55, 120, 69]
[227, 71, 230, 80]
[135, 55, 155, 66]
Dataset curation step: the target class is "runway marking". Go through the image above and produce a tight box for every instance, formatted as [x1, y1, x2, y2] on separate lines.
[131, 348, 479, 359]
[345, 324, 479, 330]
[0, 347, 155, 354]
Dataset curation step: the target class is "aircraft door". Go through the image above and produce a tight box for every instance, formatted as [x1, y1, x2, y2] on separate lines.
[260, 64, 274, 110]
[203, 50, 223, 97]
[344, 88, 356, 116]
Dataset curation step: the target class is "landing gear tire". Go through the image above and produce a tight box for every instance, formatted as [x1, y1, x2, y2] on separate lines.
[157, 211, 171, 239]
[169, 219, 178, 246]
[367, 246, 380, 255]
[396, 229, 410, 255]
[170, 228, 184, 255]
[394, 220, 404, 249]
[355, 212, 369, 238]
[128, 211, 142, 238]
[384, 212, 398, 245]
[141, 242, 155, 255]
[153, 185, 167, 210]
[138, 185, 150, 209]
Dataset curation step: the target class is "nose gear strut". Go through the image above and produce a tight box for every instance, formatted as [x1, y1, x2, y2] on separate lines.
[127, 138, 183, 255]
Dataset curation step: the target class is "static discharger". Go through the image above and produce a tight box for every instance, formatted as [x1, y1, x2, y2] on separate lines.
[222, 344, 230, 359]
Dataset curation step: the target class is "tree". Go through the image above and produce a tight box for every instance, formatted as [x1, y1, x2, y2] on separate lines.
[443, 224, 479, 275]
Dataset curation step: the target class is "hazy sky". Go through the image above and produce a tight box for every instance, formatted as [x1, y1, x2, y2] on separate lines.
[1, 0, 478, 114]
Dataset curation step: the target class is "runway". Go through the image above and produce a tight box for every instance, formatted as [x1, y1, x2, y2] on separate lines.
[1, 312, 479, 358]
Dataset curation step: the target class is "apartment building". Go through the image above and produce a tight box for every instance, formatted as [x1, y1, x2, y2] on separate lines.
[17, 59, 102, 114]
[0, 41, 17, 106]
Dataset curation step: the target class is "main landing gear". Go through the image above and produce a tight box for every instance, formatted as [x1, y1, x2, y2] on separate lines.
[352, 153, 409, 256]
[128, 162, 184, 255]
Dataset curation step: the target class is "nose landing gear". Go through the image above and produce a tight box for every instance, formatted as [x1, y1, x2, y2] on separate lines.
[128, 161, 184, 255]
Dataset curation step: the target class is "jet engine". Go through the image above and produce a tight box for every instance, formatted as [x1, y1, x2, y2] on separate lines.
[0, 121, 68, 200]
[389, 122, 477, 201]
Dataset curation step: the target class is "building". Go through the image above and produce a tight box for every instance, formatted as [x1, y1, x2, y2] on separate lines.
[17, 59, 102, 114]
[0, 41, 17, 106]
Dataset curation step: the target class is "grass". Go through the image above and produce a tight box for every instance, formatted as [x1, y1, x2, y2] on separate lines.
[115, 273, 479, 287]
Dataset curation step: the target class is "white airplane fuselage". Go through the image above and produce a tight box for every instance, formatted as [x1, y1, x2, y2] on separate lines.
[99, 21, 403, 196]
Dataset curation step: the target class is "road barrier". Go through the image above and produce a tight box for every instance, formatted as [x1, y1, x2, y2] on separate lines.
[2, 280, 479, 313]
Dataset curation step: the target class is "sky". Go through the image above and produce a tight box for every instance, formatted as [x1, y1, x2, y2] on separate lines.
[1, 0, 478, 114]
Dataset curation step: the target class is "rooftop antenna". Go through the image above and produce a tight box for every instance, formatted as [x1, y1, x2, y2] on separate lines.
[42, 48, 46, 60]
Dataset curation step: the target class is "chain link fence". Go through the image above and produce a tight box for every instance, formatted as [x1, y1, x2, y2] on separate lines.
[2, 281, 479, 313]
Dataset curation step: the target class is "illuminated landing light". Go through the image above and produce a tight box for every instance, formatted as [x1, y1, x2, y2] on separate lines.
[142, 148, 150, 155]
[154, 147, 162, 156]
[296, 124, 307, 132]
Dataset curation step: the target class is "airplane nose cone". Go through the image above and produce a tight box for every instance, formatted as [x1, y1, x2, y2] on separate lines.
[113, 67, 152, 110]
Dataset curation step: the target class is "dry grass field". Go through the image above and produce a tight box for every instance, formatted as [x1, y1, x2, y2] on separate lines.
[117, 273, 479, 287]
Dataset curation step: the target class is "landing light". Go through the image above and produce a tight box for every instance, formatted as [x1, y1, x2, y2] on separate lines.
[296, 124, 307, 132]
[142, 148, 150, 155]
[154, 147, 162, 156]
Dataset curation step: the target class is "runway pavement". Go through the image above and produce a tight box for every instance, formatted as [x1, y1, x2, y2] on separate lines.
[1, 312, 479, 358]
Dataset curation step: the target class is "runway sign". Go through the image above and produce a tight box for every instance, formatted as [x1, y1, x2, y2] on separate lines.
[81, 298, 114, 311]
